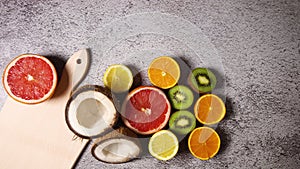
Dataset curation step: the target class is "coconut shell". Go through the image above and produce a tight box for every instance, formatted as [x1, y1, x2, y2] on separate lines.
[65, 85, 119, 139]
[91, 127, 142, 163]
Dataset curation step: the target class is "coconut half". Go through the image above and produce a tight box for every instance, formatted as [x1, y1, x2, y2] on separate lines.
[65, 85, 118, 138]
[91, 127, 141, 163]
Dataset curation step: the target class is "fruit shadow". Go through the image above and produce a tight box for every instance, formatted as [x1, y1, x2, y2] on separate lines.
[224, 97, 235, 120]
[208, 68, 226, 100]
[215, 125, 231, 156]
[176, 134, 190, 154]
[45, 55, 68, 99]
[215, 97, 234, 155]
[173, 56, 193, 86]
[46, 55, 66, 82]
[126, 64, 143, 88]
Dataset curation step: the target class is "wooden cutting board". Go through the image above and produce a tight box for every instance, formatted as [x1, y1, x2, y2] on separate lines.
[0, 52, 89, 169]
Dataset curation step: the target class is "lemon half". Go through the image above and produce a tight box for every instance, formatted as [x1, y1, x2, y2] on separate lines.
[103, 64, 133, 93]
[148, 130, 179, 161]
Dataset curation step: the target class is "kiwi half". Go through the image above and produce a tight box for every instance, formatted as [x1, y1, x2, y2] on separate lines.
[168, 85, 194, 110]
[169, 110, 196, 135]
[189, 68, 217, 93]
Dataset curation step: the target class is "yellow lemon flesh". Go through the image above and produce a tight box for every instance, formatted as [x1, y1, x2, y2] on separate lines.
[103, 64, 133, 93]
[148, 130, 179, 161]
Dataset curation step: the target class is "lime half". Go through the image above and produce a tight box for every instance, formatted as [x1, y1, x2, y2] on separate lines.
[103, 64, 133, 93]
[148, 130, 179, 161]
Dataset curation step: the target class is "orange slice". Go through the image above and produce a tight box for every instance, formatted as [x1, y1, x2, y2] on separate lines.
[194, 94, 226, 125]
[188, 127, 221, 160]
[148, 56, 180, 89]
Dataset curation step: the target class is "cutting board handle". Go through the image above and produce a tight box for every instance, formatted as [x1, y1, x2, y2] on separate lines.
[51, 53, 78, 100]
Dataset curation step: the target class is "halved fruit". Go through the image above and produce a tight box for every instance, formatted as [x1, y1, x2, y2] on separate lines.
[92, 127, 141, 163]
[103, 64, 133, 93]
[121, 86, 171, 135]
[148, 56, 180, 89]
[148, 130, 179, 161]
[189, 68, 216, 93]
[2, 54, 57, 104]
[188, 127, 221, 160]
[65, 85, 118, 138]
[168, 85, 194, 110]
[169, 110, 196, 135]
[194, 94, 226, 125]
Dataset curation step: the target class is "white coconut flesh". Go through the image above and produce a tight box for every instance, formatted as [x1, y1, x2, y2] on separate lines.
[67, 90, 116, 137]
[94, 138, 140, 163]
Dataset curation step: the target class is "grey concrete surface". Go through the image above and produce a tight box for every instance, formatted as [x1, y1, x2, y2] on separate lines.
[0, 0, 299, 168]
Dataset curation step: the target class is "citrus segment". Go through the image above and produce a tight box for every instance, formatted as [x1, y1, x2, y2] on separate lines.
[121, 86, 171, 135]
[148, 130, 179, 161]
[194, 94, 226, 125]
[148, 56, 180, 89]
[188, 127, 220, 160]
[103, 64, 133, 93]
[2, 54, 57, 104]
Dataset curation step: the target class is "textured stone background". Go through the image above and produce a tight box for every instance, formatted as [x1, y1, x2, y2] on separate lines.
[0, 0, 299, 168]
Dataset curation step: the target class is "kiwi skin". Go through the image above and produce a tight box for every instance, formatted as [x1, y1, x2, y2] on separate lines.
[169, 110, 196, 135]
[188, 68, 217, 93]
[168, 85, 194, 110]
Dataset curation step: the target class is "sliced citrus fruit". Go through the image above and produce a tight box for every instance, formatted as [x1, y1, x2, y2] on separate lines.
[121, 86, 171, 135]
[103, 64, 133, 93]
[194, 94, 226, 125]
[188, 127, 221, 160]
[148, 56, 180, 89]
[148, 130, 179, 161]
[2, 54, 57, 104]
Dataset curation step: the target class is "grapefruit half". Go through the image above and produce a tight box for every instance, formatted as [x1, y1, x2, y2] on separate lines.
[121, 86, 171, 135]
[2, 54, 57, 104]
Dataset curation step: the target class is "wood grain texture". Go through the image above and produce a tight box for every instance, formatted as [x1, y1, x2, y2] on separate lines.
[0, 52, 89, 169]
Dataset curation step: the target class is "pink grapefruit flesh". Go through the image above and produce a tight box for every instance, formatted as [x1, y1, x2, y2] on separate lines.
[121, 86, 171, 135]
[2, 54, 57, 104]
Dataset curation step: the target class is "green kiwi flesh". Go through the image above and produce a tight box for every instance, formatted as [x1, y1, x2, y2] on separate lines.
[189, 68, 217, 93]
[169, 110, 196, 135]
[168, 85, 194, 110]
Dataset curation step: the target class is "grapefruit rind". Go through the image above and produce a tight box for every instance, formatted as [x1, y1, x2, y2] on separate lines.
[194, 94, 226, 125]
[2, 54, 57, 104]
[188, 127, 221, 160]
[121, 86, 171, 135]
